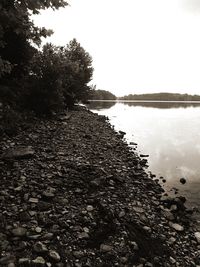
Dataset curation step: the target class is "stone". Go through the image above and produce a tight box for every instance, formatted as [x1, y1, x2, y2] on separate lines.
[78, 232, 89, 239]
[33, 242, 48, 253]
[100, 244, 113, 252]
[32, 257, 46, 266]
[194, 232, 200, 244]
[42, 233, 54, 240]
[2, 146, 35, 160]
[86, 205, 94, 212]
[73, 251, 84, 259]
[29, 198, 39, 203]
[12, 227, 27, 237]
[49, 250, 60, 262]
[169, 222, 184, 232]
[180, 177, 186, 184]
[42, 188, 55, 199]
[168, 237, 176, 245]
[35, 227, 42, 233]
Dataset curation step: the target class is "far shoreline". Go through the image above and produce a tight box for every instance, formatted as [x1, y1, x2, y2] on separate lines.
[88, 99, 200, 103]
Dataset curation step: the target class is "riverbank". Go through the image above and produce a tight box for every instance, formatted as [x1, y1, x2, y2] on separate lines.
[0, 106, 199, 267]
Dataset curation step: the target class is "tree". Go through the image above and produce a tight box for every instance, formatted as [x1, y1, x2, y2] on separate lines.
[61, 38, 94, 106]
[25, 39, 94, 113]
[0, 0, 68, 80]
[90, 89, 116, 100]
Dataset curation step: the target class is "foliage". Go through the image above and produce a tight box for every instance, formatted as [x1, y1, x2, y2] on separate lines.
[90, 89, 116, 100]
[25, 39, 93, 114]
[0, 0, 68, 80]
[120, 93, 200, 101]
[24, 44, 65, 114]
[61, 39, 94, 106]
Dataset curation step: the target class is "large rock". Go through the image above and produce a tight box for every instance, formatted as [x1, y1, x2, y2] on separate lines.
[194, 232, 200, 244]
[1, 146, 35, 160]
[169, 222, 184, 232]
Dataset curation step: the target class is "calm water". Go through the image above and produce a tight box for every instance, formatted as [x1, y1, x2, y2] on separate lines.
[87, 101, 200, 218]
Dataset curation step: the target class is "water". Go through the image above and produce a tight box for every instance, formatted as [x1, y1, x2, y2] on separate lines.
[87, 100, 200, 216]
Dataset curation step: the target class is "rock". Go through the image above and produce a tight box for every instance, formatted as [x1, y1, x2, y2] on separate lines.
[180, 177, 186, 184]
[37, 201, 52, 211]
[162, 209, 174, 221]
[32, 257, 46, 266]
[194, 232, 200, 243]
[78, 232, 89, 239]
[33, 242, 48, 253]
[29, 197, 39, 203]
[12, 227, 27, 237]
[42, 188, 55, 199]
[49, 250, 60, 262]
[73, 251, 84, 259]
[168, 237, 176, 245]
[86, 205, 94, 212]
[35, 227, 42, 233]
[169, 222, 184, 232]
[2, 146, 35, 160]
[100, 244, 113, 252]
[42, 233, 54, 240]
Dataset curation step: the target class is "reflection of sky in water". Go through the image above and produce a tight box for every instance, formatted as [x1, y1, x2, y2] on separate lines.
[89, 102, 200, 213]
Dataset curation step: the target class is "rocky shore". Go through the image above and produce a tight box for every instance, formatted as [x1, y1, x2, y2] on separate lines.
[0, 106, 200, 267]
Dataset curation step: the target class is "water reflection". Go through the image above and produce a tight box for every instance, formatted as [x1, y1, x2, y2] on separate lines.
[87, 100, 116, 110]
[120, 101, 200, 109]
[89, 101, 200, 217]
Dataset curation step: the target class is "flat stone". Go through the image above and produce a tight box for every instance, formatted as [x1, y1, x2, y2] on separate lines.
[2, 146, 35, 160]
[194, 232, 200, 243]
[29, 198, 39, 203]
[169, 222, 184, 232]
[86, 205, 94, 212]
[100, 244, 113, 252]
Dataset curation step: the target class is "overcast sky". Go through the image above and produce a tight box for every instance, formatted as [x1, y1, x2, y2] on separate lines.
[33, 0, 200, 96]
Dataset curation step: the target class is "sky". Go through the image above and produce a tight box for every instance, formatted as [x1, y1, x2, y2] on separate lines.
[33, 0, 200, 97]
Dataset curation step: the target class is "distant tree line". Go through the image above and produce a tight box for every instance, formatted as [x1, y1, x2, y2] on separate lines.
[0, 0, 93, 125]
[90, 89, 116, 100]
[120, 93, 200, 101]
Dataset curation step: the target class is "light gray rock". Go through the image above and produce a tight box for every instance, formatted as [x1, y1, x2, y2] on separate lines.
[100, 244, 113, 252]
[169, 222, 184, 232]
[49, 250, 60, 262]
[2, 146, 35, 160]
[194, 232, 200, 243]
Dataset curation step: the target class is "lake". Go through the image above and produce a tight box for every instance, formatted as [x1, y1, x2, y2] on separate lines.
[87, 100, 200, 220]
